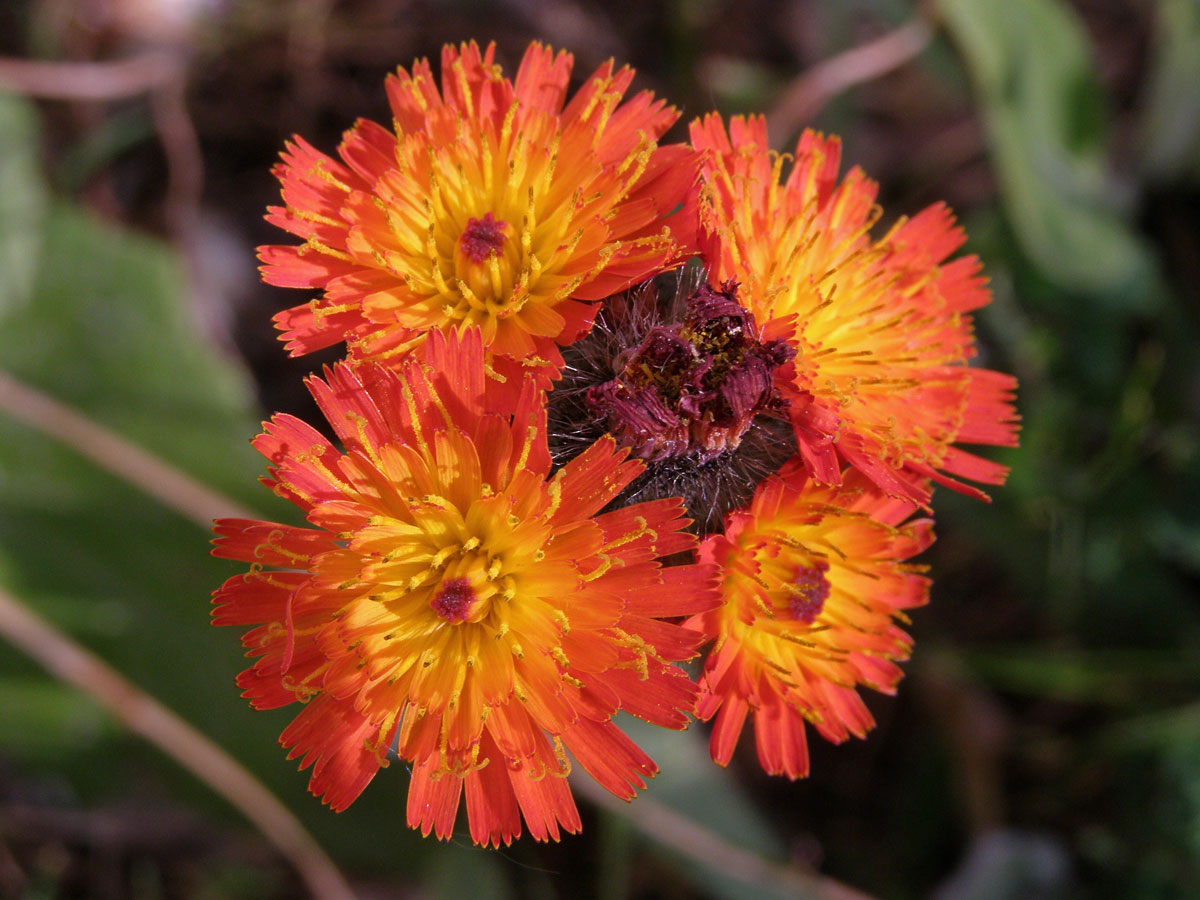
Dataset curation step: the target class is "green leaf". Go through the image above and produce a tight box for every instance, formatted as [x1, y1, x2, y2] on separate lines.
[967, 647, 1200, 704]
[0, 202, 268, 509]
[55, 105, 156, 194]
[0, 677, 112, 756]
[596, 812, 636, 900]
[0, 92, 48, 316]
[1102, 701, 1200, 754]
[0, 93, 307, 843]
[429, 844, 517, 900]
[0, 196, 282, 792]
[1139, 0, 1200, 183]
[938, 0, 1161, 311]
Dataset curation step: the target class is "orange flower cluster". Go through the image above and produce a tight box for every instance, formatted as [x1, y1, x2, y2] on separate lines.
[213, 40, 1018, 845]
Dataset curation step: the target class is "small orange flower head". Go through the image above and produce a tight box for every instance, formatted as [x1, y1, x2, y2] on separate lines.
[685, 463, 933, 779]
[211, 330, 716, 846]
[691, 114, 1018, 506]
[261, 41, 699, 386]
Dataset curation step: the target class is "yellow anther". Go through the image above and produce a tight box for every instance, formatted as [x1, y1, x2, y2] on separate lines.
[302, 238, 353, 261]
[552, 609, 570, 635]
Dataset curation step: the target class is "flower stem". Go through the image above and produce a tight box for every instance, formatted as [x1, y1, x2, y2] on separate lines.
[0, 370, 257, 528]
[0, 584, 357, 900]
[571, 773, 879, 900]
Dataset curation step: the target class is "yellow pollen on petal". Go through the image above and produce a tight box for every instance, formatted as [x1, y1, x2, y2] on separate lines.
[290, 208, 342, 229]
[552, 609, 570, 634]
[301, 238, 353, 262]
[310, 160, 351, 193]
[582, 554, 614, 582]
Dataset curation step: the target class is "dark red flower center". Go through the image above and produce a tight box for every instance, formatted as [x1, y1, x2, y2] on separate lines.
[585, 281, 795, 462]
[459, 213, 508, 262]
[787, 561, 831, 624]
[431, 577, 477, 623]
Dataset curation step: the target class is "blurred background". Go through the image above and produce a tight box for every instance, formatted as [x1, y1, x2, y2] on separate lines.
[1, 1, 1198, 898]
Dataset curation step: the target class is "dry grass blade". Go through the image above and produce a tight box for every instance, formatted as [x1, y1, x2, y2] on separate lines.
[0, 584, 358, 900]
[767, 17, 933, 144]
[572, 768, 880, 900]
[0, 370, 257, 527]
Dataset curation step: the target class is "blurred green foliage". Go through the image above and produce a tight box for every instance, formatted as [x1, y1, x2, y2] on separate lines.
[940, 0, 1161, 311]
[931, 0, 1200, 896]
[1, 0, 1200, 897]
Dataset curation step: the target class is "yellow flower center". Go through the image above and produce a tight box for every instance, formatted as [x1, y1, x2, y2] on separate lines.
[346, 95, 664, 358]
[741, 534, 833, 628]
[425, 544, 513, 626]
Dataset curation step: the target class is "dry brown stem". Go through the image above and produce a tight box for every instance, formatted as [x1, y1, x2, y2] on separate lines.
[767, 17, 933, 144]
[0, 584, 357, 900]
[571, 776, 880, 900]
[0, 51, 204, 253]
[0, 370, 256, 527]
[0, 52, 181, 100]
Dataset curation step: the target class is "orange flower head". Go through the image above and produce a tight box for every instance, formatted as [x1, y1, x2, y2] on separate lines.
[261, 41, 699, 386]
[685, 463, 933, 779]
[211, 330, 716, 846]
[691, 113, 1018, 506]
